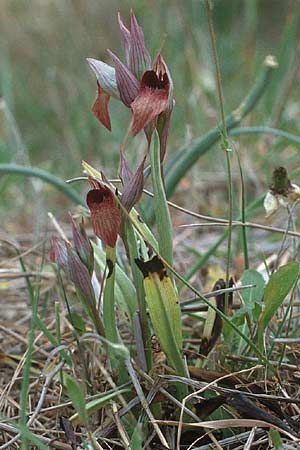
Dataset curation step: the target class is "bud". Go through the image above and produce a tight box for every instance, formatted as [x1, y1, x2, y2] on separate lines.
[119, 150, 146, 211]
[70, 215, 94, 276]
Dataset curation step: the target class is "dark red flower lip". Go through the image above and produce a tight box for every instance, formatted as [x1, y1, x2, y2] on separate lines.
[130, 69, 170, 136]
[86, 185, 121, 248]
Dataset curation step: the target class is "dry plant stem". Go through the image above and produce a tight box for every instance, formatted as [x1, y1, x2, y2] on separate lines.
[0, 361, 65, 450]
[244, 427, 257, 450]
[179, 221, 300, 239]
[125, 357, 170, 449]
[111, 402, 131, 450]
[157, 418, 298, 442]
[226, 354, 300, 372]
[205, 0, 232, 313]
[0, 423, 72, 450]
[176, 365, 260, 450]
[66, 177, 300, 240]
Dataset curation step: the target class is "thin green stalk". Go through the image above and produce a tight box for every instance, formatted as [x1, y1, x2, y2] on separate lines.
[235, 149, 249, 269]
[206, 0, 232, 311]
[150, 131, 173, 267]
[103, 246, 128, 381]
[55, 301, 64, 390]
[224, 150, 233, 311]
[0, 163, 84, 205]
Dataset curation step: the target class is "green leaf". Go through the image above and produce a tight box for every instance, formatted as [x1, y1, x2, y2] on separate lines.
[131, 423, 144, 450]
[255, 262, 300, 349]
[93, 243, 138, 320]
[70, 388, 130, 425]
[66, 311, 86, 334]
[240, 269, 265, 319]
[65, 375, 88, 426]
[269, 429, 283, 450]
[135, 257, 185, 379]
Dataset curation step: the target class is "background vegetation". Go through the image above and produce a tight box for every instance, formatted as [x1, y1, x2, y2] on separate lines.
[1, 0, 299, 232]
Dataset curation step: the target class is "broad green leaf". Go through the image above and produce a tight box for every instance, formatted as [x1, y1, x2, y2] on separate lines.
[256, 262, 300, 349]
[65, 375, 88, 426]
[135, 256, 185, 379]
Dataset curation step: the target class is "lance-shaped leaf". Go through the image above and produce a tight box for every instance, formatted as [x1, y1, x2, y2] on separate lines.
[86, 183, 121, 248]
[131, 69, 170, 136]
[108, 50, 140, 107]
[70, 215, 94, 276]
[135, 256, 184, 374]
[120, 150, 147, 211]
[255, 262, 300, 350]
[129, 10, 151, 79]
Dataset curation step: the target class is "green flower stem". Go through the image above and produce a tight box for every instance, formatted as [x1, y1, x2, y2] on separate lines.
[103, 245, 118, 345]
[0, 163, 84, 206]
[206, 0, 232, 313]
[125, 220, 152, 370]
[150, 131, 173, 267]
[103, 245, 128, 381]
[164, 56, 278, 199]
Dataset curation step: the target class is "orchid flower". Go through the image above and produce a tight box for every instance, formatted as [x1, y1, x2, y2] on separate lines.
[87, 10, 173, 157]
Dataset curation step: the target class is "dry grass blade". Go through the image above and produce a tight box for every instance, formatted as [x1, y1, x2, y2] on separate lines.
[176, 365, 261, 450]
[155, 419, 299, 442]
